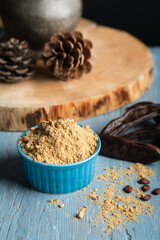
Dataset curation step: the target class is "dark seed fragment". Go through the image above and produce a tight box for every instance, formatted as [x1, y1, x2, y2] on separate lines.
[141, 194, 151, 201]
[124, 185, 133, 193]
[152, 188, 160, 195]
[141, 184, 150, 192]
[139, 178, 150, 184]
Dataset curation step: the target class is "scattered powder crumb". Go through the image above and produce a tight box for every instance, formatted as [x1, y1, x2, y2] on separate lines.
[87, 191, 100, 201]
[19, 119, 98, 164]
[133, 163, 154, 179]
[133, 188, 143, 199]
[119, 178, 127, 185]
[52, 225, 56, 229]
[53, 199, 59, 205]
[59, 203, 64, 208]
[76, 207, 87, 220]
[97, 175, 105, 181]
[121, 166, 134, 180]
[48, 199, 53, 203]
[103, 167, 119, 182]
[104, 185, 116, 199]
[116, 188, 122, 194]
[48, 198, 59, 206]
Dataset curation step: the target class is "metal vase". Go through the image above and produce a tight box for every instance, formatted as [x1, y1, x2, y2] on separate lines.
[0, 0, 82, 50]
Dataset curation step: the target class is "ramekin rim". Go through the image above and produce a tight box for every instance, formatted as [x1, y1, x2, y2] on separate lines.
[17, 124, 101, 168]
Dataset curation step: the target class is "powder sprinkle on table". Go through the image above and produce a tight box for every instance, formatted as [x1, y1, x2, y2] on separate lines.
[133, 163, 154, 179]
[84, 163, 154, 235]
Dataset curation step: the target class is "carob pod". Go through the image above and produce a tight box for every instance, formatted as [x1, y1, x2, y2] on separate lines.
[101, 102, 160, 136]
[154, 116, 160, 124]
[123, 123, 160, 141]
[99, 133, 160, 163]
[100, 102, 160, 163]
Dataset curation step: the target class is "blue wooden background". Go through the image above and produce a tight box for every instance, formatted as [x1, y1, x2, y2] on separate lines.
[0, 48, 160, 240]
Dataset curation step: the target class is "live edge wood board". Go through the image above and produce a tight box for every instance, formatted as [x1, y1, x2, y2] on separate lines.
[0, 18, 152, 131]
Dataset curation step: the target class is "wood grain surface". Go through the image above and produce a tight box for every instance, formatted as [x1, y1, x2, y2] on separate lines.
[0, 18, 152, 131]
[0, 48, 160, 240]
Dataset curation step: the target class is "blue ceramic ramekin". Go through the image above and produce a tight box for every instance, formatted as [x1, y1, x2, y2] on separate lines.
[17, 125, 101, 194]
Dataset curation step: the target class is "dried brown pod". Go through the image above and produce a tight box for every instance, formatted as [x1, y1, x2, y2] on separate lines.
[42, 31, 94, 80]
[0, 38, 35, 83]
[100, 102, 160, 163]
[99, 133, 160, 164]
[124, 123, 160, 141]
[101, 102, 160, 136]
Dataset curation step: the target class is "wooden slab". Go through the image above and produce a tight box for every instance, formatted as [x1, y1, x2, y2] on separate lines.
[0, 18, 152, 131]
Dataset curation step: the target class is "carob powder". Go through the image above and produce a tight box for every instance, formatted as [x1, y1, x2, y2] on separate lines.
[80, 163, 154, 235]
[19, 119, 98, 164]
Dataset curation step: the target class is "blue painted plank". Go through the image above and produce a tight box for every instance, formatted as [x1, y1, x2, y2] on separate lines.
[0, 47, 160, 240]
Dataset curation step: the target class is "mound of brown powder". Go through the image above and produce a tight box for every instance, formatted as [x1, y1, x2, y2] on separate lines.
[19, 119, 98, 164]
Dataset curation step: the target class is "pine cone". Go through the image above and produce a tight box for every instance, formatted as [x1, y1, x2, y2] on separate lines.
[43, 31, 94, 80]
[0, 38, 35, 83]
